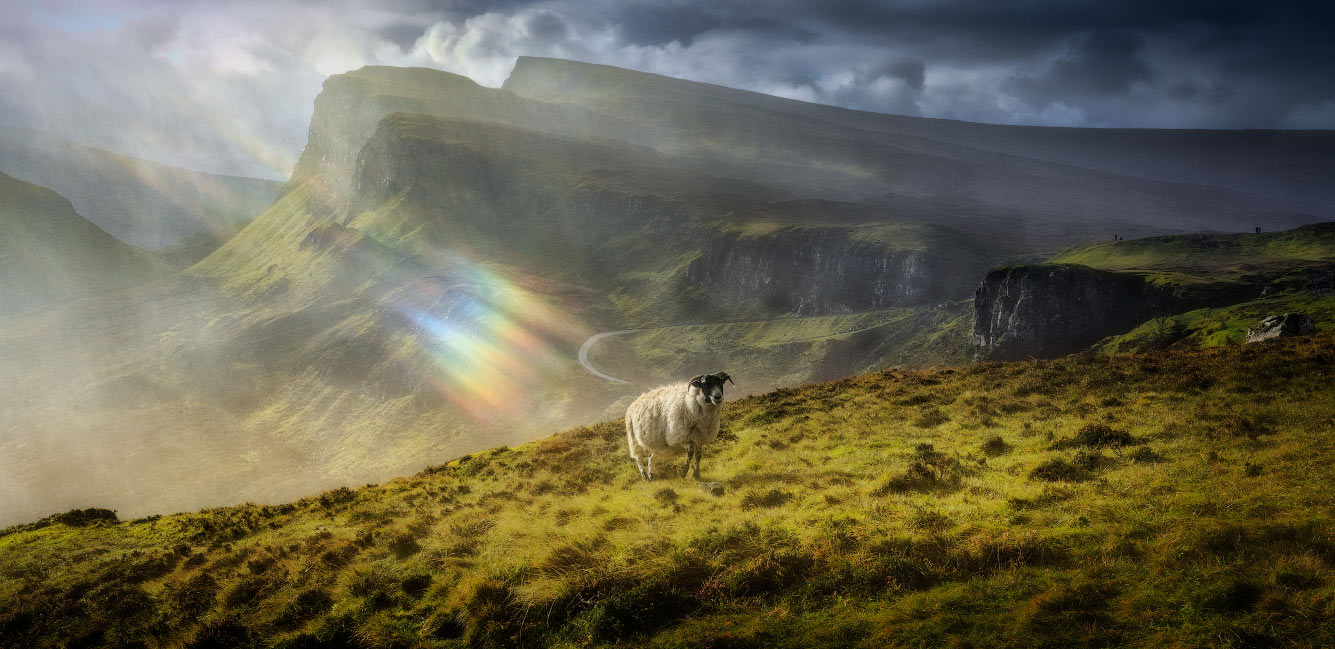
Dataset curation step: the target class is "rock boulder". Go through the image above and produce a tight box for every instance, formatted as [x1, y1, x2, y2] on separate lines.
[1246, 313, 1315, 343]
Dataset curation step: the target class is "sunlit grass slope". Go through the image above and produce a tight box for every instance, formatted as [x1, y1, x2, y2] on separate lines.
[1099, 293, 1335, 354]
[1049, 222, 1335, 288]
[590, 302, 973, 392]
[4, 333, 1335, 648]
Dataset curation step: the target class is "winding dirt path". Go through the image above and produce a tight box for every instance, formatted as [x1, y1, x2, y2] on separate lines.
[577, 329, 643, 384]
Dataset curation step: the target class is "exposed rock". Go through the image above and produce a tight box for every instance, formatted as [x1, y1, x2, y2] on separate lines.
[973, 264, 1172, 361]
[698, 482, 725, 497]
[684, 228, 981, 318]
[1246, 313, 1315, 343]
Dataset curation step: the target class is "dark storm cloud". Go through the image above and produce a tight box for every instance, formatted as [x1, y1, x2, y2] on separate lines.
[0, 0, 1330, 179]
[788, 0, 1262, 49]
[523, 11, 567, 43]
[613, 4, 815, 46]
[378, 19, 434, 50]
[1009, 30, 1155, 106]
[614, 4, 722, 45]
[875, 59, 925, 91]
[1169, 81, 1234, 105]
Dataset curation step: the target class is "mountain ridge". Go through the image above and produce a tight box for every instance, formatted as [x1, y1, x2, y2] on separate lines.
[0, 126, 282, 252]
[507, 56, 1335, 211]
[0, 172, 165, 316]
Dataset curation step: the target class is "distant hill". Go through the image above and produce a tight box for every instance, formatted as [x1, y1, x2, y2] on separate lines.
[0, 172, 163, 316]
[0, 126, 282, 252]
[207, 62, 1328, 324]
[508, 56, 1335, 214]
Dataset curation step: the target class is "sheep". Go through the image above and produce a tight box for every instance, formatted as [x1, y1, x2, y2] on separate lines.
[626, 371, 734, 480]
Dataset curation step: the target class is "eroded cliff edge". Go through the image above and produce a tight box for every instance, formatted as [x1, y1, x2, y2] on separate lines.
[972, 264, 1172, 361]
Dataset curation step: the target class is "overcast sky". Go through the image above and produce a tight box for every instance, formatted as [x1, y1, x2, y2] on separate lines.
[3, 0, 1333, 180]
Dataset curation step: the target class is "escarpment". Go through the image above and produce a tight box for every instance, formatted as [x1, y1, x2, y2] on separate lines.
[972, 264, 1173, 361]
[683, 229, 969, 317]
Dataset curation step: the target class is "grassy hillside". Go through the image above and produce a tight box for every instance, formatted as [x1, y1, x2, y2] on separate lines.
[0, 172, 164, 315]
[4, 333, 1334, 648]
[1098, 293, 1335, 354]
[1049, 223, 1335, 287]
[0, 178, 625, 527]
[1040, 223, 1335, 355]
[0, 126, 281, 251]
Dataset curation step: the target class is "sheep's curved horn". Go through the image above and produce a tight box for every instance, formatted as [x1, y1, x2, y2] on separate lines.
[715, 371, 734, 386]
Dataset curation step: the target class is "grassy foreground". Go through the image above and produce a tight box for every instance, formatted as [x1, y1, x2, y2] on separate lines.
[4, 335, 1335, 648]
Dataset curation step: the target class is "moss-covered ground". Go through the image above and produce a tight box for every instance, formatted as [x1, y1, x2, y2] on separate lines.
[1048, 223, 1335, 288]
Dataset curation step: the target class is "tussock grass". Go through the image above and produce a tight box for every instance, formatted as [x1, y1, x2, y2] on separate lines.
[3, 335, 1335, 647]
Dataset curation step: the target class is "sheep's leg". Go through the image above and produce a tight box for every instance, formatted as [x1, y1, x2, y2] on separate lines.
[628, 423, 647, 479]
[681, 443, 694, 478]
[646, 453, 655, 480]
[692, 445, 703, 480]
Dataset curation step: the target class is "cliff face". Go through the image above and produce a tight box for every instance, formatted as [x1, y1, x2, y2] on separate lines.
[685, 230, 947, 317]
[346, 113, 996, 323]
[972, 264, 1169, 360]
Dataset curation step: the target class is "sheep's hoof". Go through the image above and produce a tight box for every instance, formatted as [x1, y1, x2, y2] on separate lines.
[698, 482, 725, 497]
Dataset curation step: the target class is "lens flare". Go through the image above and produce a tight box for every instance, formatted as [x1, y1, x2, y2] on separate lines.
[387, 255, 589, 423]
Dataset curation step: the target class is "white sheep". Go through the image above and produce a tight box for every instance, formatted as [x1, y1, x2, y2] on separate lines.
[625, 372, 733, 480]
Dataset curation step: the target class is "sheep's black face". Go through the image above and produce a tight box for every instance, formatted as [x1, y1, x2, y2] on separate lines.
[690, 372, 734, 406]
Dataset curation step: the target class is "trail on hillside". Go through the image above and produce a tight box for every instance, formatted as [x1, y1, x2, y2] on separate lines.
[577, 329, 643, 383]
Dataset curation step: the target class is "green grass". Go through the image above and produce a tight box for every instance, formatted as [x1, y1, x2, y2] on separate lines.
[1098, 293, 1335, 354]
[1049, 223, 1335, 286]
[590, 302, 972, 392]
[1037, 223, 1335, 357]
[5, 333, 1335, 647]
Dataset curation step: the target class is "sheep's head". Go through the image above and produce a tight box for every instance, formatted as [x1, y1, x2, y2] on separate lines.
[689, 372, 734, 406]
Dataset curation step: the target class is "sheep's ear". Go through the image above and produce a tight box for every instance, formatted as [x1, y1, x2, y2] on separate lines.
[714, 371, 734, 386]
[689, 375, 705, 388]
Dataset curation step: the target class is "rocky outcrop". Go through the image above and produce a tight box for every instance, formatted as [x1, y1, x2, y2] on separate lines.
[973, 264, 1172, 360]
[292, 66, 649, 221]
[684, 229, 961, 317]
[1246, 313, 1315, 343]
